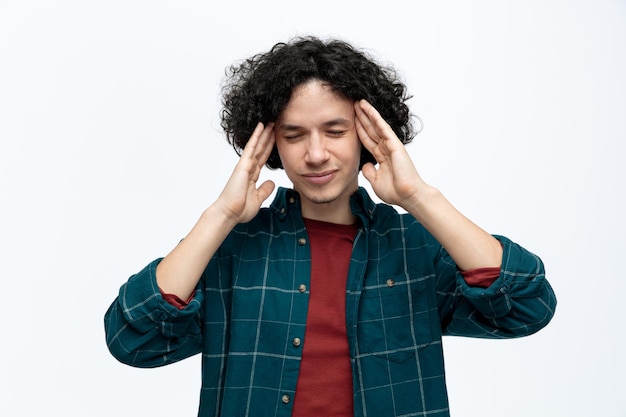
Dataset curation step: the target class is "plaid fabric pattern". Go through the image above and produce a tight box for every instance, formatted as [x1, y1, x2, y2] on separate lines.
[105, 187, 556, 417]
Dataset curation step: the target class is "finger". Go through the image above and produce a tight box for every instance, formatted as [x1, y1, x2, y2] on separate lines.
[256, 179, 276, 203]
[360, 162, 377, 184]
[356, 116, 389, 165]
[240, 122, 266, 159]
[354, 100, 383, 142]
[357, 100, 396, 142]
[239, 123, 275, 181]
[354, 101, 379, 143]
[255, 124, 275, 166]
[355, 117, 378, 154]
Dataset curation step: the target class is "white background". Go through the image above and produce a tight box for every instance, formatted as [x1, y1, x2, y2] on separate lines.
[1, 1, 625, 416]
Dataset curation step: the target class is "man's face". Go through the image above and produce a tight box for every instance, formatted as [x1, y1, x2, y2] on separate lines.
[275, 79, 361, 222]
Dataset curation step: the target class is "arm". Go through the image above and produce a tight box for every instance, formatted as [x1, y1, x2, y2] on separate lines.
[156, 122, 276, 299]
[354, 100, 501, 271]
[105, 122, 276, 366]
[438, 234, 556, 338]
[355, 100, 555, 337]
[104, 259, 205, 367]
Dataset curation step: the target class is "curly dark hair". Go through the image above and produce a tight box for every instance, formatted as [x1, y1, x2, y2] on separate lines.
[220, 36, 417, 169]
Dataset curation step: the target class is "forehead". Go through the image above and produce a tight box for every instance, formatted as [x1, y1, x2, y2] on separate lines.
[277, 80, 354, 126]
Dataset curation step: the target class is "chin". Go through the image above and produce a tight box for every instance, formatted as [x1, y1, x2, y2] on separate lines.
[295, 186, 339, 205]
[310, 196, 340, 205]
[303, 192, 339, 205]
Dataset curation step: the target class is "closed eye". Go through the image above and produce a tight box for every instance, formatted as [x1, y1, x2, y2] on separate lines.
[284, 134, 302, 140]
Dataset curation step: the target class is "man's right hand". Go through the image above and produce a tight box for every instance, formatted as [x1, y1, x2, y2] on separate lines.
[213, 122, 276, 226]
[155, 122, 276, 300]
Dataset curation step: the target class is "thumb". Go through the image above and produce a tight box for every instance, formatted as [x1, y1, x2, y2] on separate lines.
[361, 163, 377, 185]
[256, 180, 276, 203]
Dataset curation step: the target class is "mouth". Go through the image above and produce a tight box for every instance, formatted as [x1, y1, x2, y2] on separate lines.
[302, 170, 337, 185]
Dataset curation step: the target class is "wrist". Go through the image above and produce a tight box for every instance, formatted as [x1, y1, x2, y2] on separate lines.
[401, 184, 441, 218]
[202, 203, 240, 231]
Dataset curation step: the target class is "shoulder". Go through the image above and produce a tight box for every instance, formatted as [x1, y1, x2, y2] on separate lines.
[370, 203, 421, 230]
[366, 203, 436, 246]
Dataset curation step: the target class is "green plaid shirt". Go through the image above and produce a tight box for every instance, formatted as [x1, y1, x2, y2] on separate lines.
[105, 187, 556, 417]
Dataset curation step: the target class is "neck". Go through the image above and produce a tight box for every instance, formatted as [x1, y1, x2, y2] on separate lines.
[300, 196, 356, 225]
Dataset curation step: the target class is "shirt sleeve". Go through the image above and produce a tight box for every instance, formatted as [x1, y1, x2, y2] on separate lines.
[460, 266, 501, 288]
[440, 235, 557, 338]
[104, 258, 204, 368]
[160, 289, 196, 310]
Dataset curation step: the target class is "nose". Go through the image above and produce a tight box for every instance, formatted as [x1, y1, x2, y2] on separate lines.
[304, 131, 330, 165]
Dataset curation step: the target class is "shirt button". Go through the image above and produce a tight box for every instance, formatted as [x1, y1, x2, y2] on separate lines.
[386, 278, 395, 287]
[298, 284, 307, 293]
[289, 196, 296, 204]
[282, 394, 290, 404]
[280, 207, 286, 214]
[298, 237, 307, 246]
[292, 337, 301, 347]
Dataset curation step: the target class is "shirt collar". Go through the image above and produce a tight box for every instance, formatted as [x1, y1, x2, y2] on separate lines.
[270, 187, 377, 226]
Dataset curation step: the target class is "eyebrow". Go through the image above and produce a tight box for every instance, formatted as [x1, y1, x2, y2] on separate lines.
[277, 117, 352, 131]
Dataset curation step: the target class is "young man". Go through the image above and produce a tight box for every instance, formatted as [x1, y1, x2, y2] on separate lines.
[105, 37, 556, 417]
